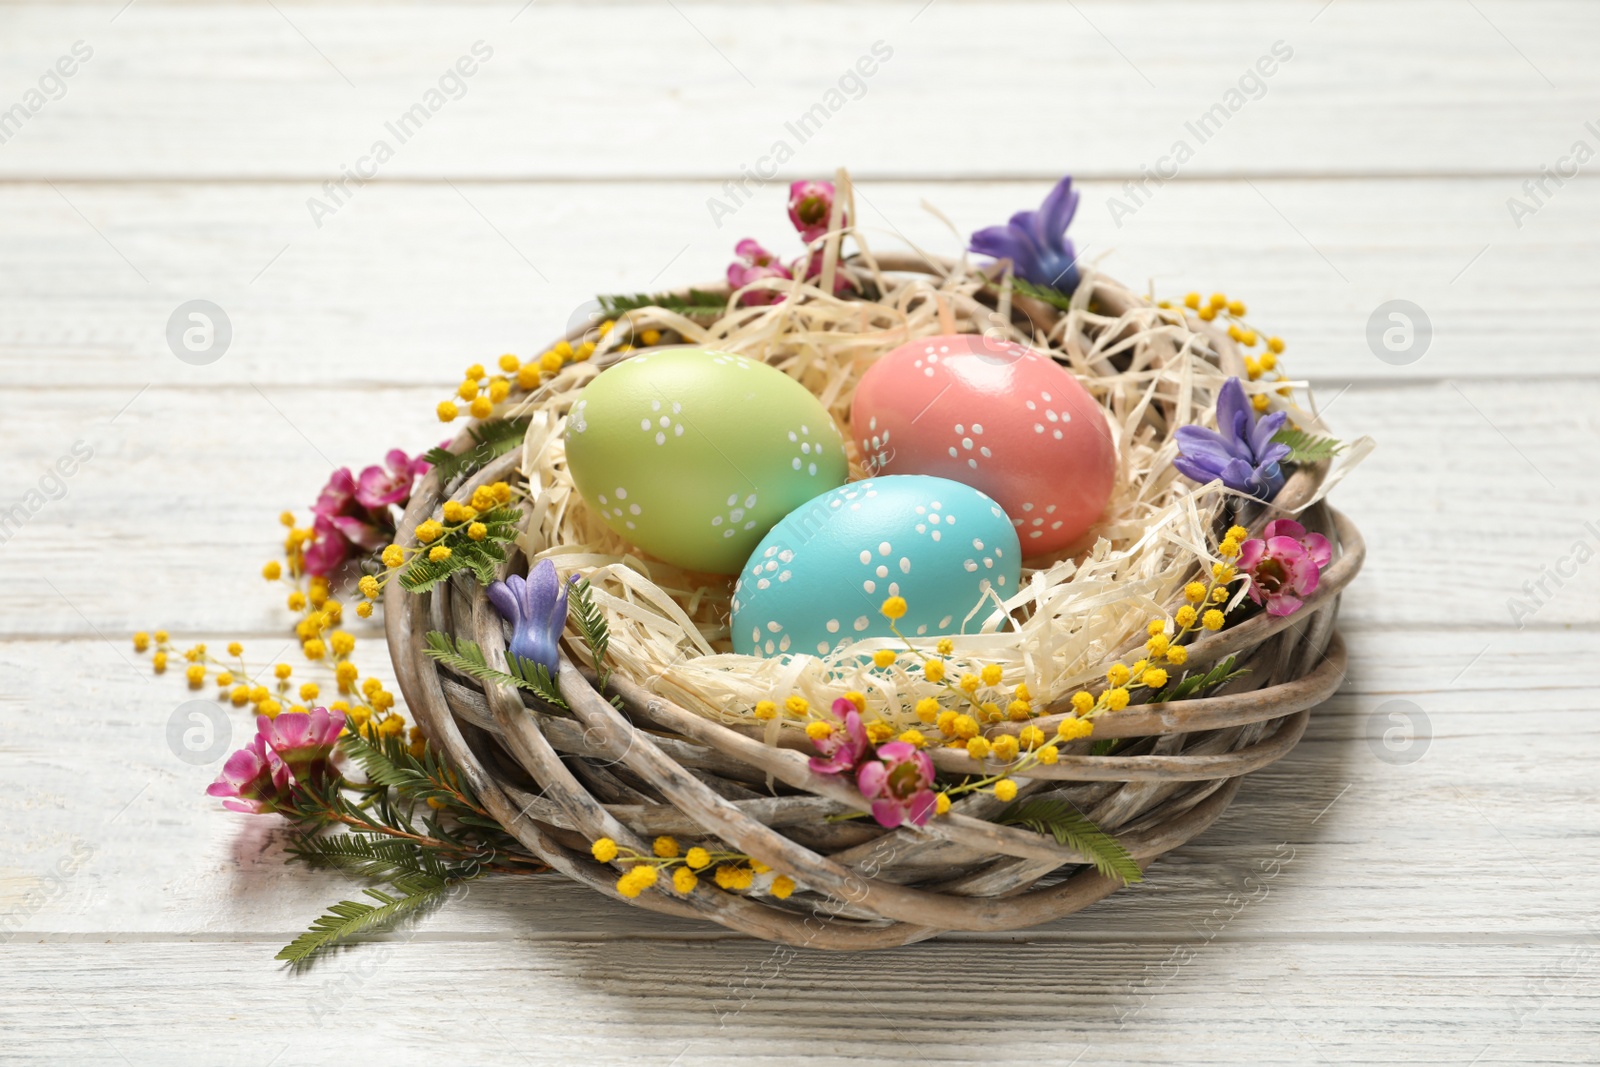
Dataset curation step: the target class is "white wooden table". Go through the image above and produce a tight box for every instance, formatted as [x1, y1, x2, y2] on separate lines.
[3, 1, 1597, 1062]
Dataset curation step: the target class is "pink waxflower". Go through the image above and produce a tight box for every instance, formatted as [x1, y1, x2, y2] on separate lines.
[797, 248, 857, 295]
[808, 698, 869, 776]
[259, 706, 346, 787]
[787, 180, 840, 242]
[856, 741, 936, 829]
[727, 239, 794, 306]
[305, 467, 390, 578]
[355, 449, 431, 509]
[1237, 518, 1333, 617]
[206, 734, 292, 814]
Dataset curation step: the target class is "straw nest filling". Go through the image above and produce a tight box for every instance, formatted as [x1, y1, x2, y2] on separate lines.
[497, 247, 1337, 741]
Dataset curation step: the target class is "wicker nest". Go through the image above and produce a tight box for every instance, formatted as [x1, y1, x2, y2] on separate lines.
[384, 256, 1364, 949]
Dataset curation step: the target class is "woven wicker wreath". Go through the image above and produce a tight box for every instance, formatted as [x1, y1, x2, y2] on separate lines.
[384, 254, 1364, 950]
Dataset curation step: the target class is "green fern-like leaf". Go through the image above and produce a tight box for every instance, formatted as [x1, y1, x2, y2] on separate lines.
[996, 798, 1142, 884]
[1150, 654, 1248, 704]
[568, 578, 610, 688]
[423, 631, 566, 708]
[1008, 276, 1076, 312]
[424, 416, 532, 487]
[596, 289, 728, 317]
[399, 552, 465, 593]
[1271, 427, 1343, 465]
[276, 873, 458, 964]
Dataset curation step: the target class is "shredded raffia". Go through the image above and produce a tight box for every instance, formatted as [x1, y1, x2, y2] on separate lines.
[495, 185, 1349, 734]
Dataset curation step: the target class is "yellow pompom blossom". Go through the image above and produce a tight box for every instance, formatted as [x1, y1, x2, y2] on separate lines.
[872, 649, 896, 668]
[415, 520, 443, 543]
[330, 631, 356, 656]
[1057, 717, 1093, 741]
[936, 792, 952, 815]
[980, 663, 1003, 687]
[539, 351, 564, 373]
[753, 700, 777, 721]
[1175, 605, 1197, 628]
[274, 663, 293, 680]
[714, 865, 753, 891]
[965, 736, 992, 760]
[1203, 609, 1225, 631]
[1198, 305, 1217, 321]
[467, 522, 487, 542]
[959, 672, 981, 694]
[299, 682, 319, 701]
[1014, 682, 1031, 702]
[980, 701, 1002, 723]
[898, 729, 927, 747]
[770, 875, 796, 899]
[865, 720, 894, 744]
[653, 836, 680, 859]
[1166, 644, 1188, 665]
[1184, 292, 1201, 309]
[1006, 699, 1032, 721]
[437, 401, 459, 422]
[469, 396, 493, 419]
[230, 686, 250, 706]
[1218, 538, 1240, 559]
[302, 638, 326, 661]
[516, 364, 541, 390]
[488, 379, 511, 403]
[1146, 633, 1170, 657]
[1185, 582, 1207, 603]
[132, 632, 150, 652]
[1213, 563, 1236, 583]
[498, 353, 520, 372]
[1226, 525, 1249, 542]
[1018, 725, 1045, 750]
[262, 561, 282, 581]
[1037, 744, 1060, 764]
[915, 697, 941, 722]
[673, 867, 699, 894]
[1107, 663, 1131, 687]
[993, 779, 1018, 803]
[429, 546, 452, 562]
[1142, 667, 1168, 689]
[936, 637, 954, 655]
[215, 671, 233, 687]
[617, 865, 658, 898]
[749, 860, 770, 875]
[923, 659, 945, 684]
[1212, 586, 1230, 603]
[358, 575, 380, 600]
[1071, 691, 1094, 715]
[805, 720, 833, 742]
[456, 380, 478, 401]
[880, 596, 907, 620]
[336, 661, 359, 690]
[951, 713, 980, 740]
[1147, 619, 1166, 636]
[991, 734, 1020, 762]
[185, 664, 205, 688]
[784, 695, 809, 718]
[591, 838, 619, 863]
[685, 847, 711, 870]
[1251, 393, 1270, 414]
[1104, 687, 1130, 711]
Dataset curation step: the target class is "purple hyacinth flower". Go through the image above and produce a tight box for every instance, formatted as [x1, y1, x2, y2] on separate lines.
[486, 559, 571, 675]
[968, 175, 1083, 293]
[1173, 378, 1292, 500]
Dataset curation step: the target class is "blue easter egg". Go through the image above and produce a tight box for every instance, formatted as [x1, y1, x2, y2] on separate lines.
[731, 475, 1022, 659]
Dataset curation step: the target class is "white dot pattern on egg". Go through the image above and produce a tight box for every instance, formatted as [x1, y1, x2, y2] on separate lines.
[731, 475, 1021, 659]
[851, 334, 1116, 556]
[565, 348, 849, 574]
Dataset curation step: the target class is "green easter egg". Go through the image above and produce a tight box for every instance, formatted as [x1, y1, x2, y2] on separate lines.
[564, 348, 849, 574]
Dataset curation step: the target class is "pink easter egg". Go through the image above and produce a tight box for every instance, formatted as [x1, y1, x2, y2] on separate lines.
[850, 333, 1115, 555]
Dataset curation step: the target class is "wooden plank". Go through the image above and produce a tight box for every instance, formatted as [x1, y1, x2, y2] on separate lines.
[0, 2, 1594, 180]
[4, 628, 1596, 941]
[0, 177, 1593, 387]
[0, 377, 1590, 635]
[3, 940, 1597, 1064]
